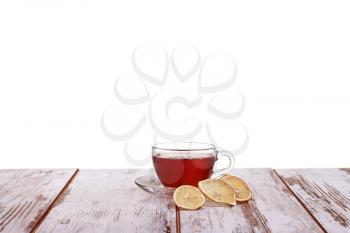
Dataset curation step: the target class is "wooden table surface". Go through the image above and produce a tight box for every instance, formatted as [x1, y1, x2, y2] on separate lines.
[0, 169, 349, 233]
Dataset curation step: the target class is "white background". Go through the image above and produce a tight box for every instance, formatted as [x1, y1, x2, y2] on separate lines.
[1, 0, 350, 168]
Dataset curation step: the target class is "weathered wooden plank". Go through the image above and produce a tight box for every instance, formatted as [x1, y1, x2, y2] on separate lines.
[36, 169, 176, 233]
[180, 169, 324, 233]
[276, 169, 350, 233]
[0, 169, 77, 233]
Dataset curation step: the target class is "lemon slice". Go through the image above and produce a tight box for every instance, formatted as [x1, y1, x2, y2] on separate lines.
[198, 179, 236, 205]
[173, 185, 205, 210]
[221, 175, 252, 202]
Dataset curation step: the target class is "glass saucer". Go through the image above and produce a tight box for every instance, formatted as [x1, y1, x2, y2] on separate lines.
[134, 171, 232, 207]
[134, 171, 175, 195]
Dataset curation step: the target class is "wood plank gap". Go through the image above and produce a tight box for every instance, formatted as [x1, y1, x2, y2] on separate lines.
[29, 169, 80, 233]
[272, 169, 328, 233]
[176, 206, 181, 233]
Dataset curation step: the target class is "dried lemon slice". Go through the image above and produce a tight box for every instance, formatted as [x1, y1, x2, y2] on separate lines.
[198, 179, 236, 205]
[221, 175, 252, 202]
[173, 185, 205, 210]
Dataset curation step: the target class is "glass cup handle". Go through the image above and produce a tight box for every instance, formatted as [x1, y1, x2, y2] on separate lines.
[211, 150, 235, 178]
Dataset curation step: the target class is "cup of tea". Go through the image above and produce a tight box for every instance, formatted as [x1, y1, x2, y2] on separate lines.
[152, 142, 235, 188]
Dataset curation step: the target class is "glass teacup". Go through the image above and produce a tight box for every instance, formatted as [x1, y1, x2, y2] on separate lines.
[152, 142, 234, 188]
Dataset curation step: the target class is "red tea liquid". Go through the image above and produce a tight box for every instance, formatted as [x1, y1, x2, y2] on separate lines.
[152, 154, 216, 188]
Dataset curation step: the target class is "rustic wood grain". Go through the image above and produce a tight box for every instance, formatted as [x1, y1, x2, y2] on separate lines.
[179, 169, 325, 233]
[276, 169, 350, 233]
[0, 169, 77, 233]
[35, 169, 176, 233]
